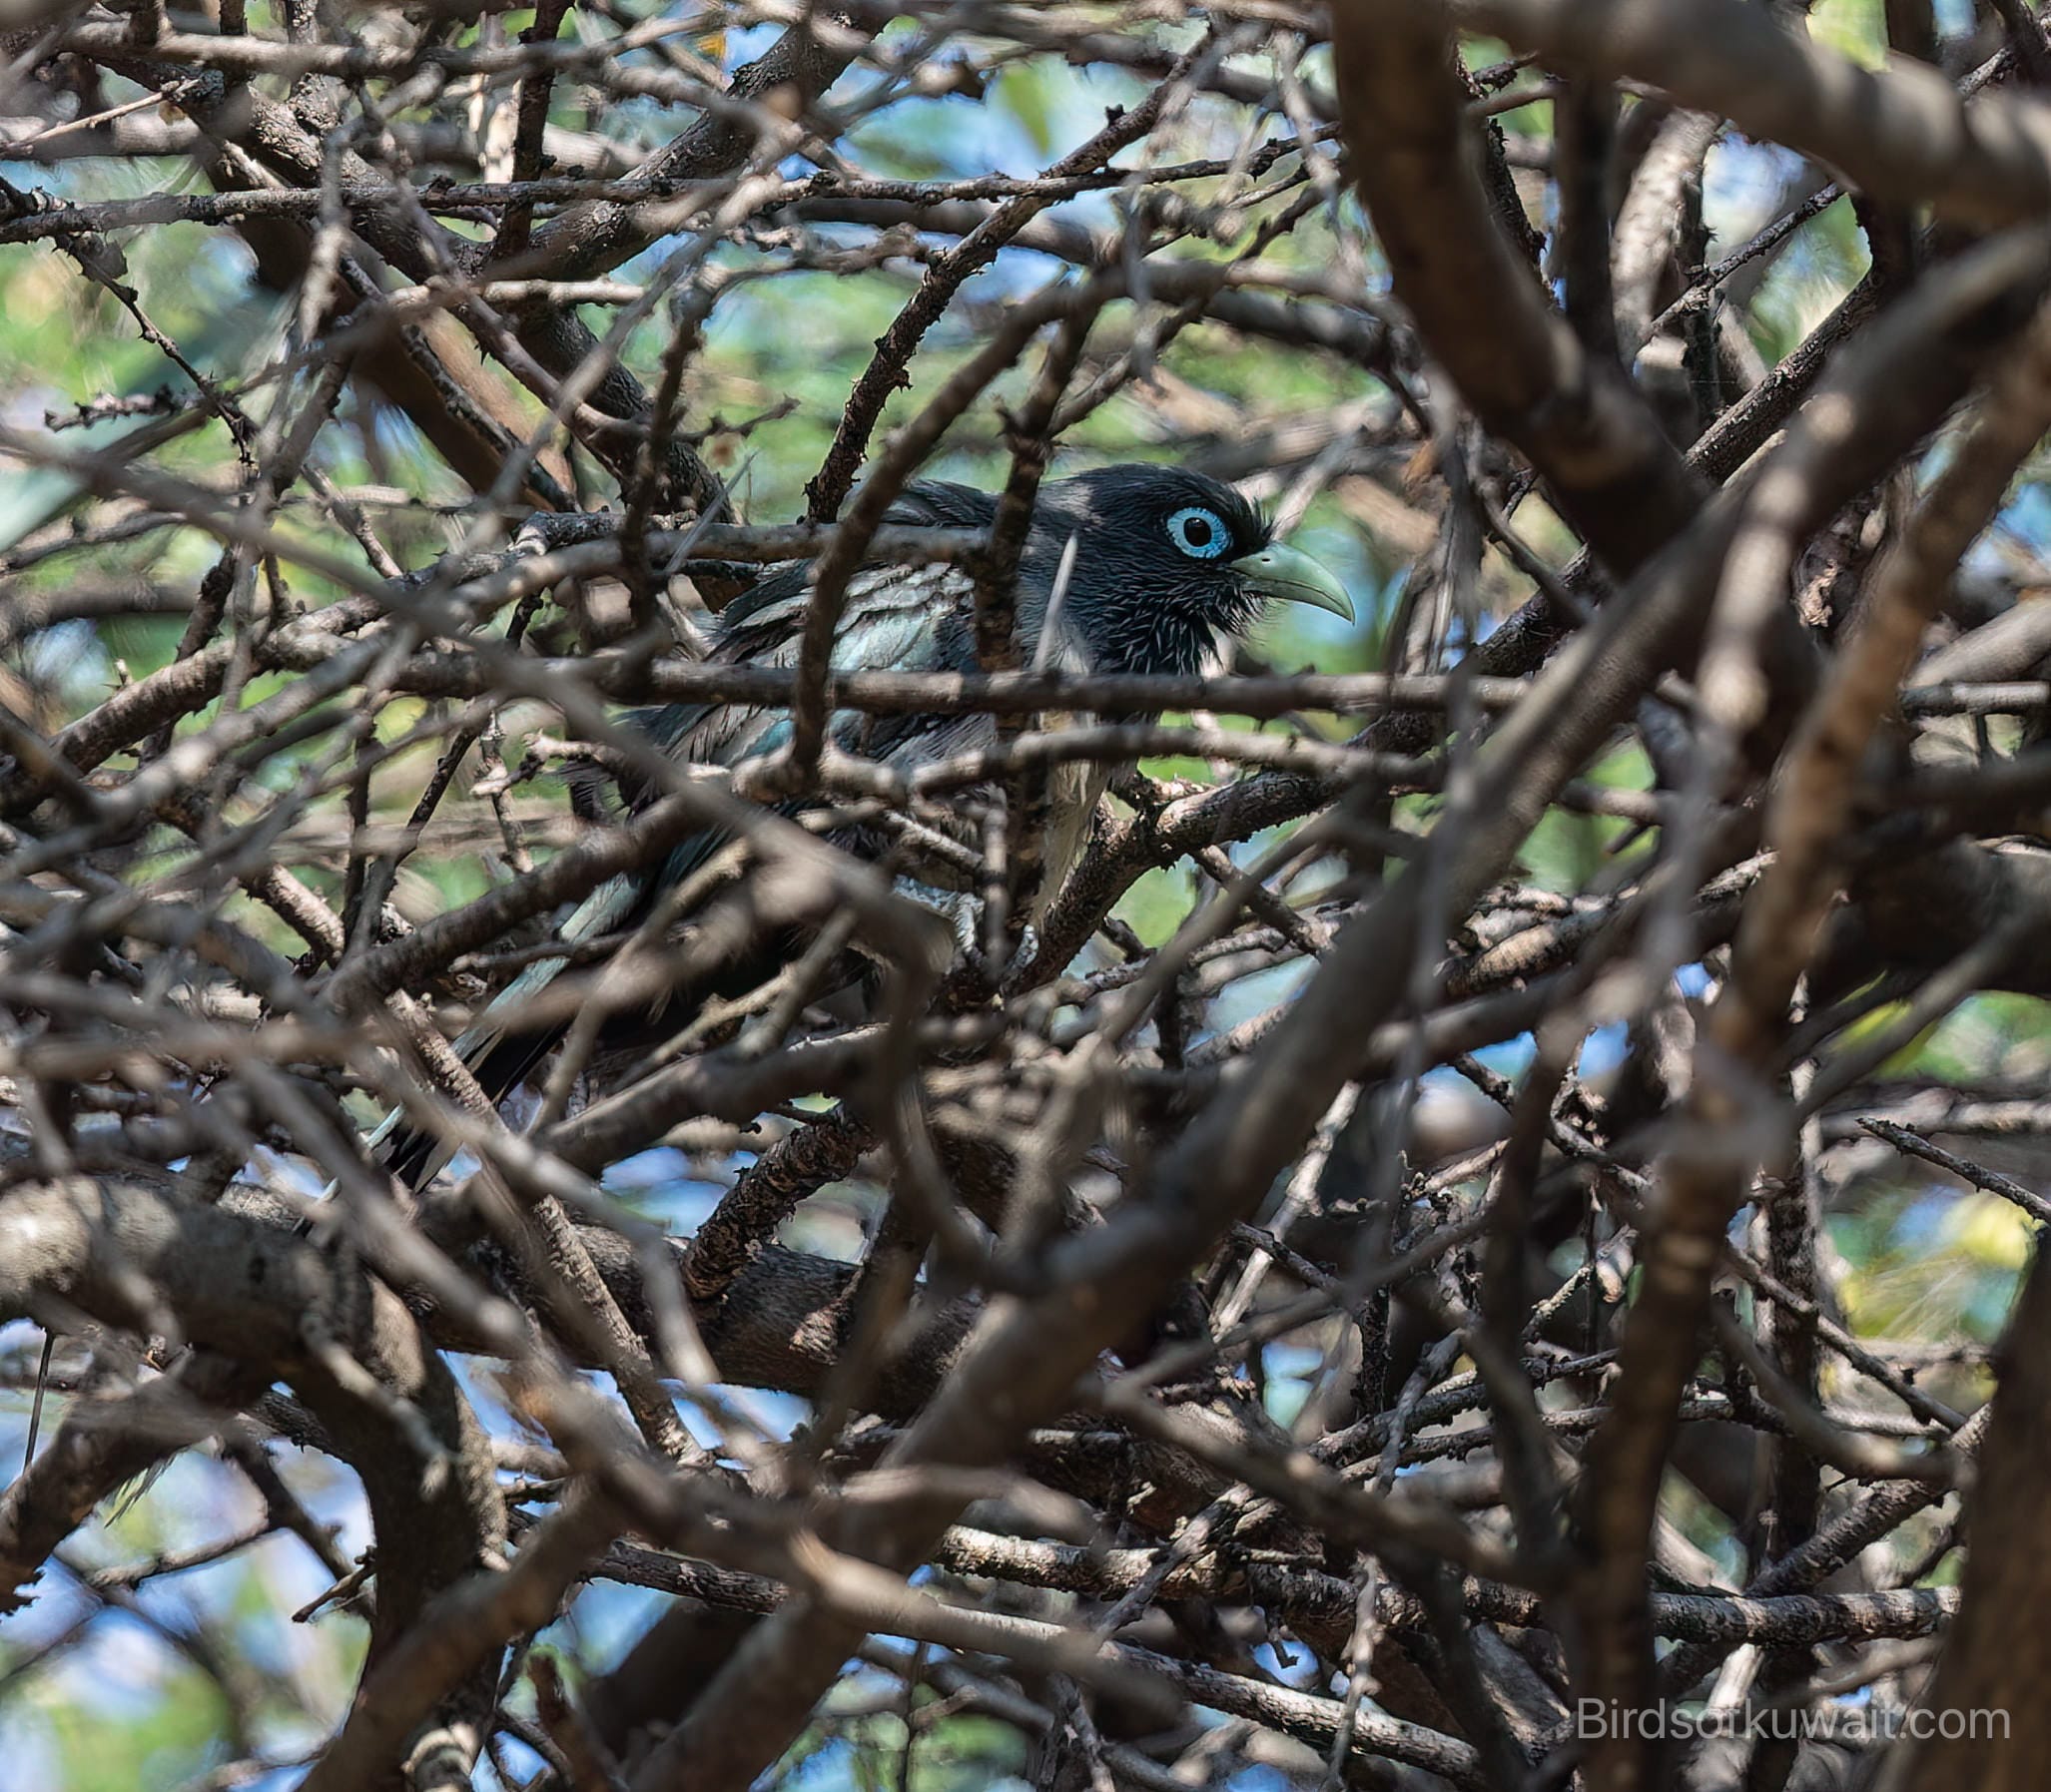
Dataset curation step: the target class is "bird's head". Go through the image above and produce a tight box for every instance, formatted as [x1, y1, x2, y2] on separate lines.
[1026, 465, 1354, 677]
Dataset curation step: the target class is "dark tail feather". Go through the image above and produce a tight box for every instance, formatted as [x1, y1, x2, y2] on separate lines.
[375, 1022, 566, 1192]
[363, 870, 652, 1192]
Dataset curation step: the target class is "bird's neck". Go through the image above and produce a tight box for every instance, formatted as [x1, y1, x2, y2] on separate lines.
[1068, 591, 1252, 679]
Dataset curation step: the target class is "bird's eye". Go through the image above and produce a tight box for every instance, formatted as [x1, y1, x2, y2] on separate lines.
[1165, 505, 1231, 561]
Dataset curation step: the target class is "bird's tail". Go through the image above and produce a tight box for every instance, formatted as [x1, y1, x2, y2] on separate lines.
[369, 869, 652, 1190]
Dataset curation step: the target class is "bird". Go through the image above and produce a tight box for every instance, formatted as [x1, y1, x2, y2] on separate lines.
[378, 463, 1352, 1185]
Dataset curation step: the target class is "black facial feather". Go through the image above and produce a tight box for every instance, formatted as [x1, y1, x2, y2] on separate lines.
[1018, 466, 1277, 676]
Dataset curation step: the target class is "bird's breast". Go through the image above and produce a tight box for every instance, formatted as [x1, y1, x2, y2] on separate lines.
[1031, 757, 1111, 921]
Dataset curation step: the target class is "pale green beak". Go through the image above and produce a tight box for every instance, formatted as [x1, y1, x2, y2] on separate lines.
[1231, 540, 1355, 622]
